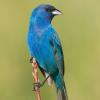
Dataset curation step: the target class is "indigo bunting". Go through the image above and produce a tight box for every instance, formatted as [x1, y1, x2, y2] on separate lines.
[27, 4, 68, 100]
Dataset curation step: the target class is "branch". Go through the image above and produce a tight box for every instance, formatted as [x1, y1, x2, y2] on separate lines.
[31, 58, 41, 100]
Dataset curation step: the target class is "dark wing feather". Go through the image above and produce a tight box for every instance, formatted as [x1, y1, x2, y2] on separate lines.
[49, 32, 65, 75]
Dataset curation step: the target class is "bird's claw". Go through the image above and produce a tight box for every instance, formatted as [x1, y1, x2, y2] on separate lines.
[32, 82, 42, 91]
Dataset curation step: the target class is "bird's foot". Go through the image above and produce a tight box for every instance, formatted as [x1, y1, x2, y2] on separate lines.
[32, 82, 42, 91]
[32, 75, 50, 91]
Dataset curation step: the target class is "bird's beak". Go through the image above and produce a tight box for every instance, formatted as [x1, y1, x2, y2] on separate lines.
[52, 9, 62, 15]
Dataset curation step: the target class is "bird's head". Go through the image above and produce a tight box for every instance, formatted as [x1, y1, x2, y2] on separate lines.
[31, 4, 62, 25]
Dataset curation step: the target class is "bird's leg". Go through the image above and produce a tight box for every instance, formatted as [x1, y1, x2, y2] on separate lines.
[30, 57, 51, 88]
[39, 74, 50, 87]
[32, 71, 51, 88]
[32, 72, 51, 89]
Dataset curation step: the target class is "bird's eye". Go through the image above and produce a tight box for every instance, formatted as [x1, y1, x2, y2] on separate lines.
[45, 7, 55, 13]
[45, 8, 52, 13]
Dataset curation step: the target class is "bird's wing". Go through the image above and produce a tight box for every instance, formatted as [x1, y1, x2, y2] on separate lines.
[49, 30, 65, 75]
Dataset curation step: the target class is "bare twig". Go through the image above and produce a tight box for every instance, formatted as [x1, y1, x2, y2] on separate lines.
[31, 58, 41, 100]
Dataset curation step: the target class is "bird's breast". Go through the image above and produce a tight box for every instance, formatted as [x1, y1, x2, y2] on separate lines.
[28, 33, 57, 73]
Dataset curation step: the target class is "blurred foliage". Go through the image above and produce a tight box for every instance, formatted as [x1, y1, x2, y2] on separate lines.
[0, 0, 100, 100]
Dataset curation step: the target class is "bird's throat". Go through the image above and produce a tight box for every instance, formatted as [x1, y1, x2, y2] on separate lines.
[35, 16, 51, 30]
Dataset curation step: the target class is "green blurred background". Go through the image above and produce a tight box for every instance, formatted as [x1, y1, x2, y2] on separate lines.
[0, 0, 100, 100]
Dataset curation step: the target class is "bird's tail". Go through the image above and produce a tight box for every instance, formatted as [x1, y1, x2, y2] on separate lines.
[57, 81, 68, 100]
[53, 73, 68, 100]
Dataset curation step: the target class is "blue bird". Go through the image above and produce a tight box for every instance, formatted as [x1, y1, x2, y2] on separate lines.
[27, 4, 68, 100]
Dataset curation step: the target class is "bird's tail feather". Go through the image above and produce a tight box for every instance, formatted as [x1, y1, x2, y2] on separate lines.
[56, 81, 68, 100]
[53, 73, 68, 100]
